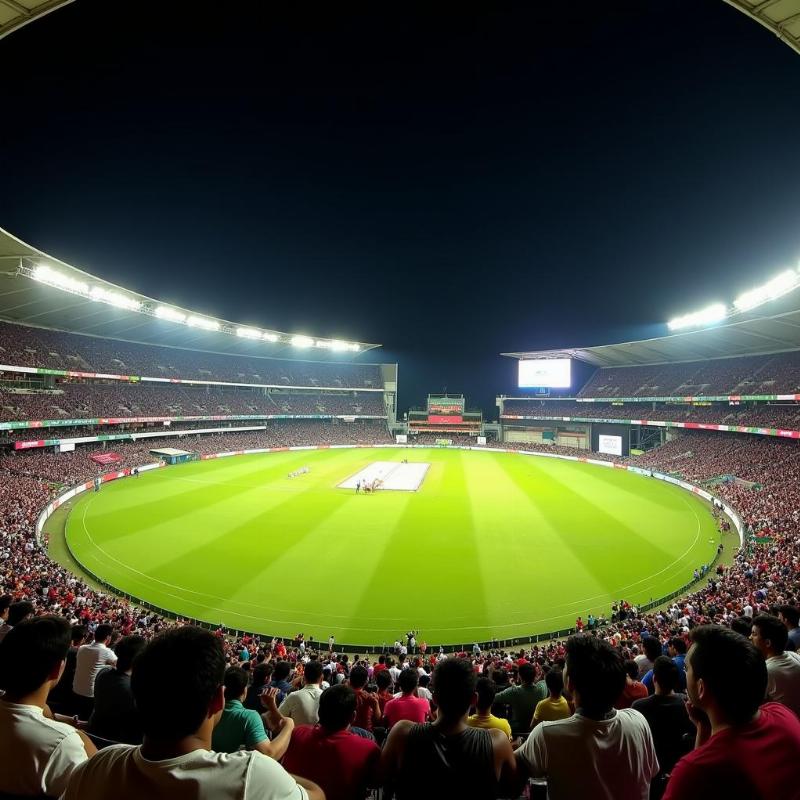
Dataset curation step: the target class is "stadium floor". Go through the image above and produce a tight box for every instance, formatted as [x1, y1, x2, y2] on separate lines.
[64, 447, 721, 646]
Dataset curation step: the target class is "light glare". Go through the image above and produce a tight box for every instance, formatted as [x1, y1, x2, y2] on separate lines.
[667, 303, 727, 331]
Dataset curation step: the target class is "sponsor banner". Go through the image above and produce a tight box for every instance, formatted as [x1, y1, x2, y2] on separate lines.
[428, 415, 464, 424]
[576, 394, 800, 402]
[90, 452, 123, 465]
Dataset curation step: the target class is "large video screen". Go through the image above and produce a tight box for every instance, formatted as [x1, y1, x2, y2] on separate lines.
[598, 434, 623, 456]
[518, 358, 571, 389]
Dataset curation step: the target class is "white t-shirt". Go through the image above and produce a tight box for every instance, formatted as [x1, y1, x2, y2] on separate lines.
[516, 708, 658, 800]
[0, 700, 88, 797]
[278, 684, 323, 726]
[62, 745, 308, 800]
[766, 650, 800, 717]
[73, 641, 118, 698]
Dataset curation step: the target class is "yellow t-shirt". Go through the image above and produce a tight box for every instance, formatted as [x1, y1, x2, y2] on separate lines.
[533, 695, 571, 723]
[467, 713, 512, 739]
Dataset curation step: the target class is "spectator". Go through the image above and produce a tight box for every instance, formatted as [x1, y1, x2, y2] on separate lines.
[269, 661, 293, 705]
[632, 657, 694, 799]
[750, 614, 800, 717]
[282, 684, 381, 800]
[467, 677, 512, 738]
[381, 657, 516, 799]
[0, 615, 96, 796]
[0, 594, 11, 641]
[643, 638, 687, 695]
[88, 634, 146, 744]
[73, 623, 117, 720]
[0, 599, 35, 643]
[494, 661, 545, 735]
[375, 669, 394, 715]
[636, 636, 662, 680]
[531, 669, 571, 728]
[211, 667, 294, 759]
[383, 667, 430, 727]
[48, 624, 87, 713]
[617, 660, 650, 709]
[348, 664, 381, 733]
[515, 635, 658, 800]
[62, 626, 322, 800]
[278, 659, 324, 726]
[244, 662, 273, 712]
[662, 625, 800, 800]
[778, 605, 800, 652]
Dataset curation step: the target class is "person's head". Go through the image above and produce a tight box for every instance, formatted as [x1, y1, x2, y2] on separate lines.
[778, 605, 800, 631]
[115, 635, 146, 673]
[686, 625, 766, 726]
[668, 637, 687, 657]
[564, 635, 625, 717]
[750, 614, 788, 658]
[223, 666, 249, 702]
[624, 660, 639, 681]
[398, 667, 418, 695]
[70, 625, 87, 646]
[349, 664, 369, 689]
[475, 677, 496, 712]
[518, 662, 535, 685]
[251, 661, 271, 688]
[376, 669, 393, 691]
[94, 624, 113, 644]
[652, 656, 679, 695]
[378, 655, 385, 665]
[419, 673, 431, 688]
[730, 616, 753, 638]
[0, 595, 11, 622]
[272, 661, 291, 682]
[0, 615, 71, 699]
[433, 657, 477, 719]
[132, 627, 225, 742]
[318, 684, 357, 732]
[642, 636, 662, 663]
[545, 668, 564, 697]
[7, 600, 34, 628]
[304, 660, 323, 685]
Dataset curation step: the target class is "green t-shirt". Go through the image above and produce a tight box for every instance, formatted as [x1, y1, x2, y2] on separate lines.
[494, 683, 547, 734]
[211, 699, 268, 753]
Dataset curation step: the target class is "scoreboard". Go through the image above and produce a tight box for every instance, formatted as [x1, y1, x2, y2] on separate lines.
[427, 395, 465, 425]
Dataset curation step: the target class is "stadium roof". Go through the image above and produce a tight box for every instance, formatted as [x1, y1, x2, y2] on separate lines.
[503, 287, 800, 367]
[0, 0, 73, 40]
[0, 226, 381, 356]
[723, 0, 800, 56]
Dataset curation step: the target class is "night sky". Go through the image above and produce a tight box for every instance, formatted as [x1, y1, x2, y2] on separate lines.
[1, 0, 799, 416]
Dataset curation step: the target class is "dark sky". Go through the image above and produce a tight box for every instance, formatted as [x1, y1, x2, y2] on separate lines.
[1, 0, 800, 416]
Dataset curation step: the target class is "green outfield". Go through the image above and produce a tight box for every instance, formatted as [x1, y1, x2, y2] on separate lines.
[64, 447, 721, 645]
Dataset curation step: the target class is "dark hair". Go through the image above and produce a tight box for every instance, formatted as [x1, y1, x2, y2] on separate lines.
[419, 673, 431, 687]
[624, 660, 639, 680]
[652, 656, 679, 693]
[545, 669, 564, 695]
[688, 625, 766, 725]
[0, 595, 11, 615]
[642, 636, 662, 662]
[730, 616, 753, 639]
[223, 666, 249, 701]
[273, 661, 291, 682]
[252, 662, 271, 687]
[752, 614, 789, 655]
[433, 658, 476, 717]
[779, 605, 800, 627]
[475, 677, 496, 710]
[0, 615, 71, 696]
[7, 601, 34, 627]
[518, 662, 535, 684]
[398, 667, 419, 694]
[132, 627, 225, 740]
[349, 664, 369, 689]
[71, 625, 87, 645]
[304, 660, 323, 684]
[376, 670, 393, 690]
[115, 635, 146, 673]
[319, 684, 356, 731]
[565, 635, 625, 716]
[669, 637, 687, 655]
[94, 624, 113, 642]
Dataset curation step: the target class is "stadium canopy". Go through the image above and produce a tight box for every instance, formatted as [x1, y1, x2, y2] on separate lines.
[0, 0, 73, 40]
[723, 0, 800, 56]
[503, 288, 800, 367]
[0, 227, 381, 356]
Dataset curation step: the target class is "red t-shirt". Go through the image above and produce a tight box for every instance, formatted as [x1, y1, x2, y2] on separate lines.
[282, 726, 380, 800]
[663, 703, 800, 800]
[352, 688, 380, 731]
[383, 694, 430, 727]
[615, 680, 649, 709]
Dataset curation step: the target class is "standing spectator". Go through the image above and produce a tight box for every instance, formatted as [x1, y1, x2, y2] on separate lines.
[0, 616, 96, 797]
[375, 670, 394, 715]
[515, 635, 658, 800]
[62, 627, 323, 800]
[244, 662, 272, 712]
[0, 599, 34, 643]
[48, 624, 87, 713]
[616, 661, 650, 709]
[632, 657, 693, 799]
[750, 614, 800, 717]
[662, 625, 800, 800]
[282, 685, 380, 800]
[88, 635, 146, 744]
[73, 623, 117, 720]
[531, 669, 571, 728]
[778, 605, 800, 652]
[383, 668, 430, 728]
[279, 660, 324, 726]
[381, 657, 516, 799]
[467, 677, 512, 739]
[494, 662, 545, 736]
[348, 664, 381, 733]
[269, 661, 293, 705]
[636, 637, 662, 680]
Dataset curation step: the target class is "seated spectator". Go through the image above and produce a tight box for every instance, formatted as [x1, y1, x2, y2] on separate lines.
[663, 625, 800, 800]
[383, 667, 430, 727]
[73, 623, 117, 720]
[515, 635, 658, 800]
[88, 634, 146, 744]
[0, 599, 35, 643]
[494, 661, 545, 736]
[62, 626, 322, 800]
[531, 668, 571, 728]
[48, 624, 87, 714]
[632, 657, 693, 799]
[348, 664, 381, 733]
[467, 677, 512, 738]
[282, 684, 380, 800]
[211, 667, 294, 759]
[278, 659, 324, 726]
[0, 615, 96, 797]
[616, 660, 650, 709]
[750, 614, 800, 717]
[381, 657, 516, 799]
[778, 605, 800, 652]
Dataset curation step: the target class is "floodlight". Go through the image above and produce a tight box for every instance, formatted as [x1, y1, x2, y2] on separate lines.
[32, 264, 89, 296]
[236, 327, 263, 339]
[187, 316, 220, 331]
[291, 335, 314, 348]
[89, 286, 141, 311]
[329, 340, 350, 351]
[155, 306, 187, 323]
[262, 332, 279, 342]
[315, 340, 333, 348]
[348, 343, 360, 351]
[734, 269, 800, 312]
[667, 303, 727, 331]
